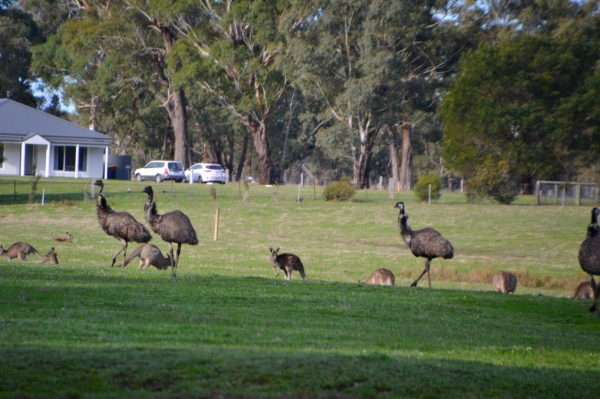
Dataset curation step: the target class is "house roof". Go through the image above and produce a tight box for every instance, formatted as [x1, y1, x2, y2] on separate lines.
[0, 99, 112, 146]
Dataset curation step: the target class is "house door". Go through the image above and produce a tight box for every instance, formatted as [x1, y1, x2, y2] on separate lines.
[24, 145, 38, 175]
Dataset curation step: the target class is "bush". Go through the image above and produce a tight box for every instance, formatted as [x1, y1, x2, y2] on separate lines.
[414, 172, 443, 202]
[465, 156, 518, 204]
[322, 178, 356, 202]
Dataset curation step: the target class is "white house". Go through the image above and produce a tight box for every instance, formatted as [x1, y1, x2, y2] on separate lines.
[0, 99, 113, 179]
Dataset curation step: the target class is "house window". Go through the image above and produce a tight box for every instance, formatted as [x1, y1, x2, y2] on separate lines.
[54, 146, 87, 172]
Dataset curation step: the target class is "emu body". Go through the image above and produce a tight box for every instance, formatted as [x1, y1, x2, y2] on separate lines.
[143, 186, 198, 277]
[94, 180, 152, 268]
[269, 248, 308, 281]
[0, 242, 44, 261]
[123, 243, 174, 270]
[394, 202, 453, 288]
[360, 268, 395, 286]
[492, 271, 517, 294]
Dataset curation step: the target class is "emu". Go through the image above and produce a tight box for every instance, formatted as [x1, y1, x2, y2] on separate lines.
[359, 268, 395, 286]
[94, 180, 152, 268]
[578, 207, 600, 316]
[53, 232, 73, 243]
[122, 243, 174, 270]
[142, 186, 198, 277]
[0, 242, 44, 261]
[393, 202, 454, 288]
[269, 247, 308, 281]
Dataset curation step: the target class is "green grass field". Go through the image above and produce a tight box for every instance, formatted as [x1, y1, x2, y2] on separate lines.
[0, 179, 598, 398]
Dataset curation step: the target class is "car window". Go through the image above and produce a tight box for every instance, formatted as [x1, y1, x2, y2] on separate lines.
[145, 162, 155, 168]
[206, 165, 224, 170]
[168, 162, 183, 172]
[192, 164, 201, 170]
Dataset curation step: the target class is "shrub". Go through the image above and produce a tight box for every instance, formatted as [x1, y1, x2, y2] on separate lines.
[414, 172, 443, 202]
[465, 156, 518, 204]
[322, 178, 356, 202]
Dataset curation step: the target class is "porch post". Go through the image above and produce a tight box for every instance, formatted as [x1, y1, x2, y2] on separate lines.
[75, 144, 80, 179]
[45, 144, 50, 177]
[20, 143, 26, 176]
[104, 146, 109, 179]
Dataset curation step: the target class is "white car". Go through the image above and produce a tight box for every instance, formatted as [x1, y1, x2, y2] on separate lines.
[134, 161, 185, 183]
[185, 163, 227, 184]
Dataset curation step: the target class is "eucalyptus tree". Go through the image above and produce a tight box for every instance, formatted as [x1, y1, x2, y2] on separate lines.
[31, 0, 193, 167]
[280, 0, 457, 187]
[170, 0, 289, 184]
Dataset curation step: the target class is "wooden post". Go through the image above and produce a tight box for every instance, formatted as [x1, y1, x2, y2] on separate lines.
[576, 183, 581, 206]
[214, 208, 220, 241]
[554, 184, 558, 205]
[535, 181, 540, 205]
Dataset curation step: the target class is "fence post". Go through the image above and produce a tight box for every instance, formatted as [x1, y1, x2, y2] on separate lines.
[535, 181, 540, 205]
[214, 208, 220, 241]
[554, 184, 558, 205]
[576, 183, 581, 206]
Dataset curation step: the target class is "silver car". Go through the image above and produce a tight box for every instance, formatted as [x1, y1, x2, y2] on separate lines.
[184, 163, 227, 184]
[134, 161, 185, 183]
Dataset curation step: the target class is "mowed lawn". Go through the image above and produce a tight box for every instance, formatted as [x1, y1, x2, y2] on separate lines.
[0, 180, 598, 398]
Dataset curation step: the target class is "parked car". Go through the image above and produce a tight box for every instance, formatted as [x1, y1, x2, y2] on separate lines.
[184, 163, 227, 184]
[134, 161, 185, 183]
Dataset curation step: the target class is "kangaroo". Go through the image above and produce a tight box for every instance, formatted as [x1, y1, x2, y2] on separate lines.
[493, 271, 518, 294]
[123, 243, 174, 270]
[53, 232, 73, 243]
[359, 268, 395, 286]
[269, 247, 308, 281]
[0, 242, 45, 262]
[39, 247, 59, 265]
[572, 281, 594, 299]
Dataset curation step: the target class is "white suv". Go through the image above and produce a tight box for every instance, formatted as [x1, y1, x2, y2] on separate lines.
[184, 163, 227, 184]
[134, 161, 185, 183]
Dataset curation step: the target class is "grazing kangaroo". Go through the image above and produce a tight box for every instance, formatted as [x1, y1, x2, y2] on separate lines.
[123, 243, 175, 270]
[360, 268, 395, 286]
[53, 232, 73, 243]
[269, 247, 308, 281]
[0, 242, 45, 261]
[572, 281, 594, 299]
[39, 247, 59, 264]
[493, 271, 518, 294]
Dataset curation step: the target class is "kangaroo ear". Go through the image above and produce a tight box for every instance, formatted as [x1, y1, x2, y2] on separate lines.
[269, 247, 273, 252]
[276, 247, 280, 253]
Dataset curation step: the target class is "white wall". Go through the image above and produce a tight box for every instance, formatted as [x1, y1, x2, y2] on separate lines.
[0, 143, 21, 175]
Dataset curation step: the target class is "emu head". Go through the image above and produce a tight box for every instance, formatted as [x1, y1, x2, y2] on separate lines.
[592, 208, 600, 224]
[269, 247, 280, 277]
[93, 180, 104, 192]
[142, 186, 154, 196]
[394, 202, 406, 214]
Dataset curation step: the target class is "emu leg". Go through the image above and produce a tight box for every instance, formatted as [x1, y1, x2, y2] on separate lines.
[168, 242, 175, 277]
[111, 241, 127, 267]
[120, 242, 129, 268]
[411, 259, 430, 287]
[590, 276, 599, 316]
[174, 243, 182, 277]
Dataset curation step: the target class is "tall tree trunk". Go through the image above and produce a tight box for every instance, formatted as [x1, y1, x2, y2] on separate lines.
[163, 89, 191, 168]
[249, 116, 274, 184]
[281, 88, 297, 183]
[352, 126, 379, 188]
[389, 124, 400, 193]
[400, 117, 414, 191]
[235, 133, 249, 182]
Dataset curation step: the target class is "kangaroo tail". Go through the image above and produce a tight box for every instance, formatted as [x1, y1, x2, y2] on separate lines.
[123, 244, 144, 267]
[33, 247, 44, 259]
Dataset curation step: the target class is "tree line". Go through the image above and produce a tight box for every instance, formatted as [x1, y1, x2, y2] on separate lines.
[2, 0, 599, 199]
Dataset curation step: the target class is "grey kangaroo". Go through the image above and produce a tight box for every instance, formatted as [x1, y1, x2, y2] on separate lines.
[123, 243, 175, 270]
[269, 247, 308, 281]
[360, 268, 395, 286]
[493, 271, 518, 294]
[0, 242, 44, 261]
[572, 281, 594, 299]
[53, 232, 73, 243]
[39, 247, 59, 264]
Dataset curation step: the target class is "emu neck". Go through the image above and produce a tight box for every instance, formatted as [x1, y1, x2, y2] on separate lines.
[398, 214, 413, 246]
